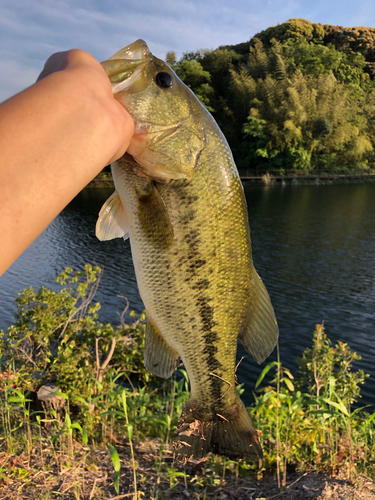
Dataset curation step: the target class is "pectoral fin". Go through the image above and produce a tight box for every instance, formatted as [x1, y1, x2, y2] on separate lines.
[239, 268, 279, 364]
[145, 318, 180, 379]
[136, 182, 174, 248]
[95, 191, 129, 241]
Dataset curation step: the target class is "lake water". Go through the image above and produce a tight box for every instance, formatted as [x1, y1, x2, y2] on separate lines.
[1, 183, 375, 407]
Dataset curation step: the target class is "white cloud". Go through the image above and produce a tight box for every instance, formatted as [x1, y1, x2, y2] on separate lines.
[1, 0, 375, 101]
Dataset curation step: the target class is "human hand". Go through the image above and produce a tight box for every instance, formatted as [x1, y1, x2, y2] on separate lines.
[37, 49, 134, 163]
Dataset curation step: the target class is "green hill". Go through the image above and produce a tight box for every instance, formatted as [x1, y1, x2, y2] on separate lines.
[169, 19, 375, 172]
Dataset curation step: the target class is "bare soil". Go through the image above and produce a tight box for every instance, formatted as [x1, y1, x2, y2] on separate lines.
[1, 440, 374, 499]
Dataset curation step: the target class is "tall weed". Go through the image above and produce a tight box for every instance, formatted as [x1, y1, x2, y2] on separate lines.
[250, 324, 375, 480]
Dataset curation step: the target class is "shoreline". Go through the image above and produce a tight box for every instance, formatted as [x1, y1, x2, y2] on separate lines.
[86, 172, 375, 188]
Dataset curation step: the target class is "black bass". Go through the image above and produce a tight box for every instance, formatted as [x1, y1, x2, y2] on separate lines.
[96, 40, 278, 462]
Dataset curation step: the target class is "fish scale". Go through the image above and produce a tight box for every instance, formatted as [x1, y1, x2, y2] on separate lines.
[96, 39, 279, 462]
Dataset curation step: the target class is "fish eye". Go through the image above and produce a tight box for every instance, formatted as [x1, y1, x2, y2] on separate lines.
[155, 72, 173, 89]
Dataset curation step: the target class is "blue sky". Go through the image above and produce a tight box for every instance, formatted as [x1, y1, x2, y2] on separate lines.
[1, 0, 375, 102]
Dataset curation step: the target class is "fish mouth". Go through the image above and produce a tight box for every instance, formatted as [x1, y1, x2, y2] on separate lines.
[101, 39, 151, 94]
[108, 39, 151, 61]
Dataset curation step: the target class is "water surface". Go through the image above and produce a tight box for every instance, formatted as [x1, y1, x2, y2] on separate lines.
[1, 183, 374, 406]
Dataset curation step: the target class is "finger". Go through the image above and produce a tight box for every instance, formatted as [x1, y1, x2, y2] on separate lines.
[36, 51, 70, 82]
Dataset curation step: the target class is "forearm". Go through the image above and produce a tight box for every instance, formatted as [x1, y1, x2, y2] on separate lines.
[0, 51, 133, 275]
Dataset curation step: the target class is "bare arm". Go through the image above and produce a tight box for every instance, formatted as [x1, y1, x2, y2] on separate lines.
[0, 49, 134, 276]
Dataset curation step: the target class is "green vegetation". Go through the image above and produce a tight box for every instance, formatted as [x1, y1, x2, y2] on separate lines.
[252, 325, 372, 486]
[170, 19, 375, 173]
[1, 265, 375, 498]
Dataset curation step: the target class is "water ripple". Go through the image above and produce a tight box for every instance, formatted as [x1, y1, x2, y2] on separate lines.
[1, 184, 374, 407]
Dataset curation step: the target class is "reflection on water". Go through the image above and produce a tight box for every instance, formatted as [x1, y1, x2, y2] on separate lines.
[245, 183, 375, 405]
[1, 184, 375, 406]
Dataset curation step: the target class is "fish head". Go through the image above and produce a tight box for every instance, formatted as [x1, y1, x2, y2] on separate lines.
[102, 40, 206, 182]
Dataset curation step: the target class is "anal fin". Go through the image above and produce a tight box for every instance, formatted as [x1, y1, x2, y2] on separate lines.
[145, 318, 180, 379]
[239, 267, 279, 364]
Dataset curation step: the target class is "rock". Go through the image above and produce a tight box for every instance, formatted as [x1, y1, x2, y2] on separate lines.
[37, 383, 66, 411]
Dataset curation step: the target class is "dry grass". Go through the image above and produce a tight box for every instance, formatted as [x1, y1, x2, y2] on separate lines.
[1, 435, 375, 500]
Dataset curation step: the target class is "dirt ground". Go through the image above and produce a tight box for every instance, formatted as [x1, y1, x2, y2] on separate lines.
[243, 472, 375, 500]
[1, 443, 375, 499]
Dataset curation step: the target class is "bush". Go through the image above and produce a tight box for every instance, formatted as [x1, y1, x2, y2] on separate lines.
[0, 265, 162, 402]
[250, 324, 374, 481]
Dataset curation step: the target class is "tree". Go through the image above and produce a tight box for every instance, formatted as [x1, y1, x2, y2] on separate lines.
[280, 39, 367, 85]
[176, 48, 242, 128]
[253, 18, 325, 48]
[231, 40, 372, 170]
[173, 20, 375, 171]
[324, 25, 375, 77]
[174, 59, 214, 111]
[166, 50, 177, 67]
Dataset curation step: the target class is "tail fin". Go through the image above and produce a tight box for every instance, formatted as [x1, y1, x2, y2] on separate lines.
[173, 392, 262, 463]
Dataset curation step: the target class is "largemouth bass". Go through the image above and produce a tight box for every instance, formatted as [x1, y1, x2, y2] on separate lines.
[96, 40, 278, 462]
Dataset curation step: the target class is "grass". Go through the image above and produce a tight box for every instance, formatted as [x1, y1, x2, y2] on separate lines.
[1, 266, 375, 498]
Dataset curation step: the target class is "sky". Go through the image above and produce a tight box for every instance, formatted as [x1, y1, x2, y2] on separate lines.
[1, 0, 375, 102]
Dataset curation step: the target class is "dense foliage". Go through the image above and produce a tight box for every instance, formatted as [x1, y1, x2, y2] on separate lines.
[170, 19, 375, 172]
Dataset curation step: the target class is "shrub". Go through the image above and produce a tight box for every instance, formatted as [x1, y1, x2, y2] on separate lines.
[250, 324, 374, 481]
[0, 265, 161, 402]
